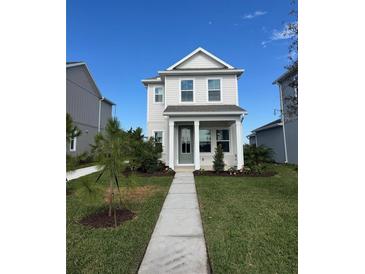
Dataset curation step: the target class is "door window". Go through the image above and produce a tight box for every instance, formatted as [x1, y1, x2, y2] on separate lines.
[181, 128, 191, 154]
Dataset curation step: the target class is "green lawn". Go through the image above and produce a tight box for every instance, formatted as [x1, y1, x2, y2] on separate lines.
[67, 172, 173, 273]
[195, 164, 298, 274]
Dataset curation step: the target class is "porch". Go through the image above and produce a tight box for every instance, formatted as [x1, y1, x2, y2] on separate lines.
[167, 117, 244, 171]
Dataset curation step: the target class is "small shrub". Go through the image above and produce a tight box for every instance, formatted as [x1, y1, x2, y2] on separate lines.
[244, 144, 274, 168]
[213, 145, 225, 172]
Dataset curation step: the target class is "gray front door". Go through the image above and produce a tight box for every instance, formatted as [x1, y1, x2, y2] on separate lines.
[178, 126, 194, 164]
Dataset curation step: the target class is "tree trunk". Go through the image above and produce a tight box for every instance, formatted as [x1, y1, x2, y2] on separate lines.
[114, 205, 117, 228]
[108, 181, 113, 217]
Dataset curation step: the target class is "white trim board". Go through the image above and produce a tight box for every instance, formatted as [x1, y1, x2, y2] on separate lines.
[166, 47, 234, 70]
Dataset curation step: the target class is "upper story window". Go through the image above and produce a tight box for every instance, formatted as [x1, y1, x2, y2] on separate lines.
[208, 79, 221, 101]
[154, 87, 164, 103]
[216, 129, 230, 152]
[181, 80, 194, 102]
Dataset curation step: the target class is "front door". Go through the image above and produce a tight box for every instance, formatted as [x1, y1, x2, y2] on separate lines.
[178, 126, 194, 164]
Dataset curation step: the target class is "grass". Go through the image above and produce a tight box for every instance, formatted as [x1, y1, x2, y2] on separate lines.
[195, 164, 298, 274]
[67, 172, 173, 273]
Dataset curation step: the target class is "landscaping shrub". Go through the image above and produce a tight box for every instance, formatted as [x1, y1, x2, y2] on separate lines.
[213, 144, 225, 172]
[244, 144, 274, 168]
[126, 127, 163, 173]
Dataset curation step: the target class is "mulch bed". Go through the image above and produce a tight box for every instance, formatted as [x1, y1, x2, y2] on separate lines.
[193, 170, 277, 177]
[80, 208, 135, 228]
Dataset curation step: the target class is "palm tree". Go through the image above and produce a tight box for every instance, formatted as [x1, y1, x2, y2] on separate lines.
[92, 118, 130, 226]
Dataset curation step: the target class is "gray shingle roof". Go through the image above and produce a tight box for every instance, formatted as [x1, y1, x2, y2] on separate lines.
[164, 105, 246, 114]
[252, 119, 282, 132]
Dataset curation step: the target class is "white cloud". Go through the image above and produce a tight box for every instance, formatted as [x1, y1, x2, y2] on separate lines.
[243, 10, 267, 19]
[261, 22, 297, 48]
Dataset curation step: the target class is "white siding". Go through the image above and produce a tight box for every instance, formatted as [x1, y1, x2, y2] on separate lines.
[175, 51, 226, 69]
[165, 75, 238, 106]
[147, 84, 168, 163]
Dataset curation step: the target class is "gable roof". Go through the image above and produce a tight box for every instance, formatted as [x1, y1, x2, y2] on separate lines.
[251, 119, 282, 133]
[166, 47, 234, 70]
[66, 62, 115, 105]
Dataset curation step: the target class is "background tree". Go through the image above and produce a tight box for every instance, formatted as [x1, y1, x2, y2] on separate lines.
[92, 118, 130, 226]
[283, 0, 298, 119]
[213, 144, 225, 173]
[66, 113, 82, 171]
[66, 113, 81, 144]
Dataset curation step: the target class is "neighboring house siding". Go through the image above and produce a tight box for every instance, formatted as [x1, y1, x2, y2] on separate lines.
[280, 73, 298, 164]
[165, 75, 237, 106]
[175, 51, 225, 69]
[256, 127, 286, 163]
[248, 135, 256, 145]
[284, 119, 298, 164]
[66, 65, 113, 156]
[100, 101, 112, 130]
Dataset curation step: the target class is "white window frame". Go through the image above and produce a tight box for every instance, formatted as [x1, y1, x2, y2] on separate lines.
[153, 86, 164, 104]
[216, 128, 230, 153]
[152, 130, 164, 148]
[179, 78, 195, 103]
[207, 78, 222, 103]
[199, 128, 212, 154]
[70, 136, 77, 152]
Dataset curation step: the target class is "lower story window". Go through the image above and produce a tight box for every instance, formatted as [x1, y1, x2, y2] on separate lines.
[154, 131, 163, 144]
[199, 129, 211, 152]
[70, 137, 77, 152]
[216, 129, 230, 152]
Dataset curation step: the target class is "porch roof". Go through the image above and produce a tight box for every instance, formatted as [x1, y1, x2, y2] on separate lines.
[163, 104, 247, 116]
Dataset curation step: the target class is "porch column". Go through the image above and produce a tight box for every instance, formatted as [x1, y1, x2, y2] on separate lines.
[194, 120, 200, 170]
[169, 120, 174, 169]
[236, 119, 244, 169]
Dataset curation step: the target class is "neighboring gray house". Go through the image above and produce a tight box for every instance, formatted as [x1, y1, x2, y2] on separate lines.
[142, 47, 247, 171]
[247, 119, 286, 163]
[247, 67, 298, 164]
[66, 62, 115, 156]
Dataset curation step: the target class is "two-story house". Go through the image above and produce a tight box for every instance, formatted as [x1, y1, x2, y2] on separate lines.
[66, 62, 115, 155]
[247, 66, 298, 164]
[142, 47, 247, 171]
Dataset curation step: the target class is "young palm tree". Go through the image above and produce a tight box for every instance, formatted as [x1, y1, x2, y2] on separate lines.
[92, 118, 130, 225]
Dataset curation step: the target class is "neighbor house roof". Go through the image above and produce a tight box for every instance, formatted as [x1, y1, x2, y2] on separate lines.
[251, 119, 282, 132]
[273, 66, 298, 84]
[66, 61, 115, 105]
[163, 105, 247, 116]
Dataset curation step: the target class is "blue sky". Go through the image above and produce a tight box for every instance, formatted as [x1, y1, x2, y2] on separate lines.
[67, 0, 296, 142]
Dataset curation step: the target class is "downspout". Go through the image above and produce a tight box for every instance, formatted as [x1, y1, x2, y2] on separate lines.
[279, 83, 288, 163]
[98, 97, 105, 133]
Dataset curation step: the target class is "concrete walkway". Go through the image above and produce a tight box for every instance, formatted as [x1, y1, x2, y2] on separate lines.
[139, 172, 209, 274]
[66, 165, 101, 181]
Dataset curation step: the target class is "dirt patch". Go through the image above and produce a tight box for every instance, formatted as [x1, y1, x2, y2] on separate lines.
[104, 185, 161, 203]
[80, 208, 135, 228]
[193, 170, 277, 177]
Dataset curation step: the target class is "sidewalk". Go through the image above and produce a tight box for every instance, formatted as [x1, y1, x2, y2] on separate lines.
[138, 172, 209, 274]
[66, 165, 101, 181]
